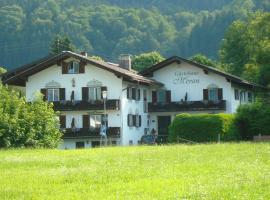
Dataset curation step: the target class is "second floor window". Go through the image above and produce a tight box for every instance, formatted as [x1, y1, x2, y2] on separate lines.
[157, 90, 166, 103]
[90, 115, 102, 129]
[47, 88, 59, 102]
[68, 61, 80, 74]
[89, 87, 101, 101]
[208, 88, 218, 101]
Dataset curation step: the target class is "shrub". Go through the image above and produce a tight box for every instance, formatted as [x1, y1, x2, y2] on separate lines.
[0, 84, 62, 148]
[169, 113, 239, 143]
[234, 102, 270, 140]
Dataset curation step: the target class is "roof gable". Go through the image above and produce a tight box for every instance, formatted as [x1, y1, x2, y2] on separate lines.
[140, 56, 263, 89]
[2, 51, 162, 87]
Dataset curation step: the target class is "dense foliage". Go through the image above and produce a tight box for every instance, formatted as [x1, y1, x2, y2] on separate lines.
[234, 102, 270, 140]
[169, 113, 238, 143]
[190, 54, 216, 67]
[0, 67, 7, 75]
[0, 84, 62, 148]
[0, 0, 269, 69]
[220, 12, 270, 86]
[132, 51, 164, 71]
[50, 35, 76, 54]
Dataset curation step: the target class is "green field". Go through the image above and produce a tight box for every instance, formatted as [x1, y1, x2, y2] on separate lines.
[1, 143, 270, 200]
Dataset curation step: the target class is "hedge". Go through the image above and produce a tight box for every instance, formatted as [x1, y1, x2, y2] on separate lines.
[234, 102, 270, 140]
[168, 113, 239, 143]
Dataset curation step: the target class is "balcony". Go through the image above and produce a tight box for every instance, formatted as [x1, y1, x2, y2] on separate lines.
[62, 127, 121, 139]
[148, 100, 226, 112]
[53, 99, 120, 111]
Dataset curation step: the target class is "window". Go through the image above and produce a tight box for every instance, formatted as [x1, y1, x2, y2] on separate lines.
[235, 89, 239, 100]
[157, 90, 166, 103]
[128, 114, 133, 127]
[89, 87, 101, 101]
[143, 89, 147, 101]
[248, 92, 252, 102]
[240, 91, 246, 102]
[68, 61, 79, 74]
[90, 115, 102, 129]
[47, 88, 59, 102]
[127, 87, 140, 101]
[208, 88, 218, 101]
[135, 115, 140, 127]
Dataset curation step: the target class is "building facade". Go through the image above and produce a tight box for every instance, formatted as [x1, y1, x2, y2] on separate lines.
[1, 52, 260, 149]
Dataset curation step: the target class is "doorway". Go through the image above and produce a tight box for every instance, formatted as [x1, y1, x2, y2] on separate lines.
[157, 116, 171, 140]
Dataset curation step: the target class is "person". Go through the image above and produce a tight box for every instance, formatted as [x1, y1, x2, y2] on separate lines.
[100, 124, 107, 146]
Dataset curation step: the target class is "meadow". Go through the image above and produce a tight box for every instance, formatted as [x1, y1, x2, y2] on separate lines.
[0, 143, 270, 199]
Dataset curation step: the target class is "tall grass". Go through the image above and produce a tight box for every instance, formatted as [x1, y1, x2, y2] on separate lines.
[0, 143, 270, 199]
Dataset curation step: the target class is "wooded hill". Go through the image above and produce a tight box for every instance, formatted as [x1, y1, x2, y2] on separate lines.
[0, 0, 269, 69]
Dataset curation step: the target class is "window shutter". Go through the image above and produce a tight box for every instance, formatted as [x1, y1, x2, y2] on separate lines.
[79, 61, 85, 73]
[137, 88, 141, 101]
[139, 115, 142, 127]
[60, 88, 65, 101]
[127, 88, 130, 99]
[132, 88, 136, 100]
[83, 115, 90, 129]
[203, 89, 208, 100]
[127, 114, 131, 127]
[101, 86, 107, 99]
[59, 115, 66, 129]
[218, 88, 223, 100]
[152, 91, 157, 103]
[62, 62, 68, 74]
[82, 87, 89, 101]
[166, 90, 171, 103]
[40, 88, 47, 101]
[132, 115, 136, 127]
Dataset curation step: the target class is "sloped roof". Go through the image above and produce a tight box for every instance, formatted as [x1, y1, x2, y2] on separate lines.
[1, 51, 162, 87]
[140, 56, 264, 89]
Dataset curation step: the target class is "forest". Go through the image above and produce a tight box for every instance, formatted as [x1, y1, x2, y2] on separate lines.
[0, 0, 269, 73]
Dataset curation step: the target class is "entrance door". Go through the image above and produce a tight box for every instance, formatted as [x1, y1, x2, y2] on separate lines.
[158, 116, 171, 137]
[76, 141, 85, 149]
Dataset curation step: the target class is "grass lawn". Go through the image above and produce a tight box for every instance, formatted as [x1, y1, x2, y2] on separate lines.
[0, 143, 270, 199]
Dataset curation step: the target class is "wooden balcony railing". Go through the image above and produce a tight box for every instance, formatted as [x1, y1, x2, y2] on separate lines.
[62, 127, 121, 139]
[52, 99, 120, 111]
[148, 100, 226, 112]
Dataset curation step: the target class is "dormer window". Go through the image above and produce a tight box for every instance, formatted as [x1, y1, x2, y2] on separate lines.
[68, 61, 80, 74]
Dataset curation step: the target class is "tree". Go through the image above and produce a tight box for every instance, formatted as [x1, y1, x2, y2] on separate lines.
[0, 84, 62, 148]
[132, 51, 165, 71]
[0, 67, 7, 75]
[50, 35, 76, 54]
[220, 12, 270, 85]
[190, 54, 216, 67]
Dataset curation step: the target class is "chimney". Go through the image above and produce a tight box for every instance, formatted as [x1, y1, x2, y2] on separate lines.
[81, 51, 88, 57]
[119, 54, 131, 70]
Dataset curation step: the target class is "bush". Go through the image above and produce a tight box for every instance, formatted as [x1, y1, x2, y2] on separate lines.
[169, 113, 239, 143]
[0, 84, 62, 148]
[234, 102, 270, 140]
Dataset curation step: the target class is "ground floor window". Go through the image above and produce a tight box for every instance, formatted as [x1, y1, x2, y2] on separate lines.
[91, 141, 100, 148]
[76, 141, 85, 149]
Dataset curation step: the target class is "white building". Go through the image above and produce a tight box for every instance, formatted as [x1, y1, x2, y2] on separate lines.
[1, 52, 261, 149]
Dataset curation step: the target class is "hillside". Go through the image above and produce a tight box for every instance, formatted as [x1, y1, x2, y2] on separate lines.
[0, 143, 269, 199]
[0, 0, 269, 69]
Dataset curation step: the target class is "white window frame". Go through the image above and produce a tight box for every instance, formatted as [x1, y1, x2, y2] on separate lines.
[90, 115, 102, 130]
[89, 87, 101, 101]
[47, 88, 59, 102]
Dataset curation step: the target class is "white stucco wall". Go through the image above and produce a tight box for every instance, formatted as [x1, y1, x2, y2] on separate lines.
[120, 82, 149, 146]
[151, 62, 234, 113]
[25, 60, 123, 102]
